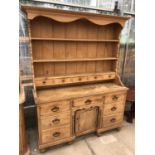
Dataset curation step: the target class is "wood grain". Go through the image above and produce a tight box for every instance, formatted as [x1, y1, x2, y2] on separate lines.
[22, 5, 129, 151]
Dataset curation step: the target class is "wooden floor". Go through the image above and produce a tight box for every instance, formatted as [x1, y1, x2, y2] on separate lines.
[27, 120, 135, 155]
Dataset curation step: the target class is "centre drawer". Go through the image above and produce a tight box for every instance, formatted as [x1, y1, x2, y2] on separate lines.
[72, 95, 103, 107]
[103, 101, 125, 116]
[103, 113, 123, 128]
[41, 125, 71, 144]
[105, 92, 126, 104]
[40, 111, 71, 130]
[39, 100, 70, 116]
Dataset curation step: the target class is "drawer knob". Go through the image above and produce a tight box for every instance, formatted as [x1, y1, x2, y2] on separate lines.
[52, 118, 60, 124]
[110, 118, 116, 123]
[53, 132, 61, 137]
[51, 106, 59, 112]
[85, 99, 92, 105]
[62, 79, 65, 83]
[112, 95, 118, 100]
[111, 107, 117, 111]
[94, 76, 97, 79]
[42, 81, 46, 84]
[109, 75, 112, 78]
[79, 77, 82, 81]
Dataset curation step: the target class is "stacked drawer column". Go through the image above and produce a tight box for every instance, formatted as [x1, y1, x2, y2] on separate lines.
[37, 100, 73, 150]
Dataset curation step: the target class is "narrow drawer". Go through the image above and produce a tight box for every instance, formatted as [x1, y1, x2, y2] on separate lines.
[72, 95, 103, 107]
[40, 111, 71, 130]
[41, 125, 71, 144]
[104, 73, 115, 80]
[39, 101, 70, 116]
[72, 76, 88, 83]
[53, 78, 71, 85]
[87, 75, 104, 81]
[103, 101, 125, 116]
[103, 113, 123, 128]
[105, 93, 126, 104]
[35, 78, 53, 87]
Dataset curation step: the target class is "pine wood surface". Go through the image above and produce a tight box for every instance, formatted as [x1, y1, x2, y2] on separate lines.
[22, 5, 129, 87]
[22, 5, 129, 151]
[36, 83, 127, 104]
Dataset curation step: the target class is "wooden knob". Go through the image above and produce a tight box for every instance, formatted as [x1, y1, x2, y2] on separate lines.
[53, 132, 61, 137]
[108, 75, 112, 78]
[79, 77, 82, 81]
[42, 81, 46, 84]
[62, 79, 65, 83]
[94, 76, 97, 79]
[51, 106, 59, 112]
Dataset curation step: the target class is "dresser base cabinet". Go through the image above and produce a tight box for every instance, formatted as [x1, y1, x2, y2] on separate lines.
[34, 83, 128, 151]
[22, 5, 129, 151]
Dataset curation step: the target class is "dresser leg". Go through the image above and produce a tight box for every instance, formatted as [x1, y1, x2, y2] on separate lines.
[96, 132, 102, 137]
[67, 140, 74, 145]
[116, 127, 121, 131]
[39, 148, 47, 153]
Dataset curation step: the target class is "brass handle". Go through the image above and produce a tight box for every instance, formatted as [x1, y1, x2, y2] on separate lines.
[112, 95, 118, 101]
[85, 99, 92, 105]
[110, 118, 116, 123]
[53, 132, 61, 137]
[111, 107, 117, 111]
[51, 106, 59, 112]
[108, 75, 112, 78]
[52, 118, 60, 124]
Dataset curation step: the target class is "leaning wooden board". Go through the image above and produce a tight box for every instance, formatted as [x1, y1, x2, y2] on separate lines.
[19, 84, 30, 155]
[22, 5, 129, 152]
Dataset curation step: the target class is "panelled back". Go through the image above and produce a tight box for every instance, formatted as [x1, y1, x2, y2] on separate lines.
[30, 16, 122, 87]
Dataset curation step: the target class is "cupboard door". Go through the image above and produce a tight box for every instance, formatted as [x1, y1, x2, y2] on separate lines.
[75, 107, 99, 136]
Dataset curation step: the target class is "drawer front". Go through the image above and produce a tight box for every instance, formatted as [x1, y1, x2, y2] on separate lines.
[103, 113, 123, 128]
[35, 78, 72, 86]
[72, 76, 88, 83]
[40, 111, 71, 130]
[41, 125, 71, 144]
[35, 78, 52, 87]
[87, 73, 115, 81]
[105, 93, 126, 104]
[103, 101, 125, 116]
[87, 75, 104, 81]
[104, 73, 115, 79]
[72, 95, 103, 107]
[39, 101, 70, 116]
[53, 78, 71, 85]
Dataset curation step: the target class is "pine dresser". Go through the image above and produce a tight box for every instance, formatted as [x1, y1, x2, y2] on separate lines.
[22, 5, 129, 152]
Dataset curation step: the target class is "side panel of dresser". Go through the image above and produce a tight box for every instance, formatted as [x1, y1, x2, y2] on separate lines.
[36, 100, 74, 149]
[34, 89, 127, 150]
[97, 91, 127, 133]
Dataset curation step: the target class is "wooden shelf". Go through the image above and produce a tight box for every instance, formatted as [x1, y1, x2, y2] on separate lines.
[31, 37, 119, 42]
[33, 58, 118, 63]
